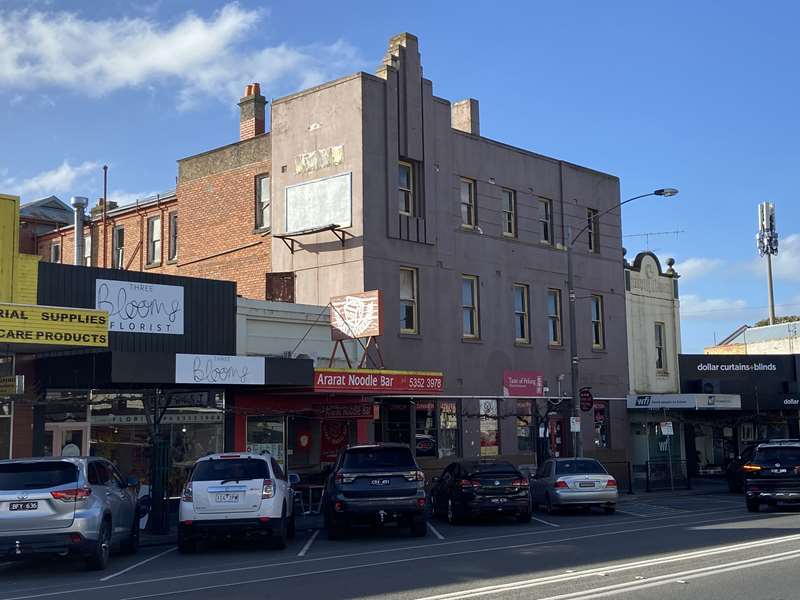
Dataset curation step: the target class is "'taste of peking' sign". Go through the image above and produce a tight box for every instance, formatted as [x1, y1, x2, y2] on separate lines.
[330, 290, 382, 340]
[314, 368, 443, 394]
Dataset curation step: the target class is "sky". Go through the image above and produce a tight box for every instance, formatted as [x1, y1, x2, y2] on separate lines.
[2, 1, 799, 353]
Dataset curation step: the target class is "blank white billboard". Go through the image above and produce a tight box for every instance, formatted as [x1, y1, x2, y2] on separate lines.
[285, 172, 352, 234]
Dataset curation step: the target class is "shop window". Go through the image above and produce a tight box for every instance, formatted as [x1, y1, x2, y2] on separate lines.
[591, 294, 605, 349]
[587, 208, 599, 253]
[516, 399, 534, 453]
[256, 174, 270, 230]
[400, 267, 418, 334]
[112, 226, 125, 269]
[146, 215, 161, 265]
[479, 399, 499, 456]
[462, 275, 480, 339]
[399, 161, 414, 216]
[513, 283, 530, 344]
[539, 199, 553, 244]
[415, 400, 460, 458]
[460, 177, 476, 228]
[439, 401, 459, 458]
[547, 289, 562, 345]
[501, 188, 516, 237]
[247, 416, 286, 470]
[594, 401, 609, 448]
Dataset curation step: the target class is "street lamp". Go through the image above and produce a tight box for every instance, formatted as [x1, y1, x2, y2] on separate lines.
[567, 188, 679, 457]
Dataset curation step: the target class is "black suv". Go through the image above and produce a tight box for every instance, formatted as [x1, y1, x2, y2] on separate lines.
[744, 441, 800, 512]
[323, 444, 427, 539]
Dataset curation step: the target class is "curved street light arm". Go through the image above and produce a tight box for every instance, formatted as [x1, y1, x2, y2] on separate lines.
[568, 193, 657, 247]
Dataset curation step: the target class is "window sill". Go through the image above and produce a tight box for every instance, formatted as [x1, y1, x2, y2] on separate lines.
[167, 258, 178, 265]
[514, 341, 532, 348]
[548, 343, 565, 350]
[144, 262, 161, 270]
[656, 371, 670, 378]
[399, 332, 421, 339]
[591, 347, 607, 353]
[461, 337, 483, 344]
[252, 227, 271, 236]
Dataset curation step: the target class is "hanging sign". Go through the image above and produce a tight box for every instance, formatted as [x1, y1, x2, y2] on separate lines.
[330, 290, 382, 340]
[579, 387, 593, 412]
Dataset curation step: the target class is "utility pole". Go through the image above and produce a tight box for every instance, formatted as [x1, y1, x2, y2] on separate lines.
[757, 202, 778, 325]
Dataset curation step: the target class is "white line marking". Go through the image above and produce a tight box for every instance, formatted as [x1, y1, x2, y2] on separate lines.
[531, 516, 560, 528]
[428, 523, 445, 540]
[615, 509, 651, 517]
[99, 547, 176, 582]
[0, 511, 766, 600]
[296, 531, 319, 557]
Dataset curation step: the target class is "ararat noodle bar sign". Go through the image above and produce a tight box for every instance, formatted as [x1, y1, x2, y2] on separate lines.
[314, 368, 444, 393]
[96, 279, 184, 335]
[175, 354, 265, 385]
[330, 290, 382, 340]
[0, 303, 108, 347]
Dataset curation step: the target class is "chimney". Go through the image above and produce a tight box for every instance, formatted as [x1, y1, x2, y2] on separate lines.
[451, 99, 480, 136]
[239, 82, 266, 140]
[70, 196, 88, 266]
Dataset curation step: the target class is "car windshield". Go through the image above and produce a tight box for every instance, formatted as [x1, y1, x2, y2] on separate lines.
[342, 448, 415, 470]
[465, 462, 519, 477]
[191, 458, 269, 482]
[556, 460, 607, 475]
[754, 447, 800, 465]
[0, 462, 79, 491]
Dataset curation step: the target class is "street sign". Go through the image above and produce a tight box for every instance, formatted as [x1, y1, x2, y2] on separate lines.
[579, 387, 593, 412]
[660, 421, 674, 436]
[570, 416, 581, 432]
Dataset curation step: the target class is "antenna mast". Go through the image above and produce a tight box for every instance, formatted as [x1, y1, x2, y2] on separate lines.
[757, 202, 778, 325]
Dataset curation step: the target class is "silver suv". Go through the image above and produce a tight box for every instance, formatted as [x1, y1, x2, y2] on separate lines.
[0, 457, 143, 570]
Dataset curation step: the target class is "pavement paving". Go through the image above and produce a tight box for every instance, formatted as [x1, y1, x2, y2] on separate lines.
[1, 491, 797, 600]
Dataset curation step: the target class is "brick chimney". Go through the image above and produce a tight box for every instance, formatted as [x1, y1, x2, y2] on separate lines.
[239, 83, 266, 140]
[451, 98, 480, 136]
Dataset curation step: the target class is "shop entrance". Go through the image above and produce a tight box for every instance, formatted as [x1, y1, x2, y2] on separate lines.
[44, 422, 90, 456]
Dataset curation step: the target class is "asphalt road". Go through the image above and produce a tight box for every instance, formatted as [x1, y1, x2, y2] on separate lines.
[2, 493, 799, 600]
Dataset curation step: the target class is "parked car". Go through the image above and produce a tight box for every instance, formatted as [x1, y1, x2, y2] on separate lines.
[530, 458, 618, 514]
[178, 452, 295, 553]
[726, 439, 799, 493]
[323, 444, 427, 539]
[415, 434, 438, 458]
[430, 460, 531, 524]
[0, 457, 143, 570]
[743, 441, 800, 512]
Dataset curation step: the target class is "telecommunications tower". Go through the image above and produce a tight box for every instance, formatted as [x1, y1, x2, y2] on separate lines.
[757, 202, 778, 325]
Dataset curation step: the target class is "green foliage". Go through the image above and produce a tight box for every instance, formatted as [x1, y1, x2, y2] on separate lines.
[754, 315, 800, 327]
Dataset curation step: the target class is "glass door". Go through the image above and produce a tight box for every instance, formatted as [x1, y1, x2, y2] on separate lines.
[246, 416, 286, 470]
[45, 423, 90, 456]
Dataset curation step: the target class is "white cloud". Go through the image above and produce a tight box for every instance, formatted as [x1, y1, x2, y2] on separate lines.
[0, 4, 362, 109]
[5, 160, 99, 199]
[680, 294, 748, 320]
[675, 257, 725, 280]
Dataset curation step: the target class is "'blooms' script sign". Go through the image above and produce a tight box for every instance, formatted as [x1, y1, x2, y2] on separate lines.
[96, 279, 184, 335]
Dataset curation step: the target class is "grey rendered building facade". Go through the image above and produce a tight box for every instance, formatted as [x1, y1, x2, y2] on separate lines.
[271, 33, 630, 463]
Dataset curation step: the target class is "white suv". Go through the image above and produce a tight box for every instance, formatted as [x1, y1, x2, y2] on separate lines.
[178, 453, 294, 553]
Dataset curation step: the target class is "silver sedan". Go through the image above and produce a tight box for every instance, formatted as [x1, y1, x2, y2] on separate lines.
[530, 458, 618, 514]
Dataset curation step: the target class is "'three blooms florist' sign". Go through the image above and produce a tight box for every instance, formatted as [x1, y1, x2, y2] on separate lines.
[314, 368, 444, 394]
[176, 354, 265, 385]
[503, 370, 544, 397]
[330, 290, 382, 340]
[96, 279, 184, 335]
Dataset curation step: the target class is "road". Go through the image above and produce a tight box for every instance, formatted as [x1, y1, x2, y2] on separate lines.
[1, 493, 798, 600]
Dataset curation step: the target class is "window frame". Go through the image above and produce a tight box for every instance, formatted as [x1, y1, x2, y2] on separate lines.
[112, 226, 125, 269]
[83, 233, 92, 267]
[513, 283, 530, 344]
[255, 173, 270, 231]
[587, 208, 599, 253]
[49, 241, 61, 263]
[459, 177, 476, 229]
[539, 198, 553, 244]
[547, 288, 562, 346]
[400, 266, 419, 334]
[501, 188, 516, 238]
[146, 215, 162, 266]
[168, 211, 178, 262]
[399, 161, 414, 217]
[461, 274, 480, 339]
[591, 294, 605, 350]
[655, 321, 667, 372]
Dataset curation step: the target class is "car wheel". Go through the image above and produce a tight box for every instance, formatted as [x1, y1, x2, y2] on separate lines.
[746, 498, 760, 513]
[516, 510, 532, 523]
[604, 505, 616, 515]
[447, 498, 460, 525]
[410, 515, 427, 537]
[271, 506, 288, 550]
[85, 519, 111, 571]
[120, 514, 140, 554]
[544, 493, 555, 514]
[287, 510, 296, 540]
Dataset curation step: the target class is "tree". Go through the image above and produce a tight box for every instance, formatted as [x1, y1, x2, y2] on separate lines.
[754, 315, 800, 327]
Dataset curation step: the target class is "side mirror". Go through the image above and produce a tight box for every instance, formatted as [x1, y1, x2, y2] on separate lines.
[126, 476, 140, 489]
[288, 473, 301, 486]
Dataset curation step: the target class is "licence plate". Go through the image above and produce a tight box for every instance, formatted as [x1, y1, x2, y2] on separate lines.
[214, 493, 240, 503]
[772, 469, 788, 474]
[370, 479, 390, 486]
[491, 498, 508, 504]
[579, 482, 595, 488]
[9, 501, 38, 511]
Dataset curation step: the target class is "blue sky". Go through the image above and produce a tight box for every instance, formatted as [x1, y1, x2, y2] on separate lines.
[2, 1, 799, 352]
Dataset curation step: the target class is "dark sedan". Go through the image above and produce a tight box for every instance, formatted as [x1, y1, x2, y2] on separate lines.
[430, 461, 531, 524]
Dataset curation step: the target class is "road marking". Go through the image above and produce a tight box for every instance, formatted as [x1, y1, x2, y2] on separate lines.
[615, 509, 651, 517]
[297, 531, 319, 557]
[428, 523, 445, 540]
[99, 547, 176, 582]
[413, 532, 800, 599]
[0, 511, 768, 600]
[531, 516, 560, 528]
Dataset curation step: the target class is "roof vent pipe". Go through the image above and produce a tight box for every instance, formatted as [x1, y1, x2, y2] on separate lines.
[70, 196, 88, 266]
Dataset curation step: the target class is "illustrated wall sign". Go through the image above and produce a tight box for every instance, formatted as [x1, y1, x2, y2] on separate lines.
[330, 290, 382, 340]
[96, 279, 184, 335]
[175, 354, 265, 385]
[295, 145, 344, 175]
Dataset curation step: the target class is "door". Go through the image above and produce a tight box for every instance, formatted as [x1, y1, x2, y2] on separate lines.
[45, 423, 90, 457]
[435, 463, 456, 511]
[89, 461, 128, 540]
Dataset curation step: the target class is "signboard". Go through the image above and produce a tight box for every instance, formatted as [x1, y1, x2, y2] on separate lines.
[312, 403, 373, 419]
[660, 421, 674, 436]
[330, 290, 382, 340]
[694, 394, 742, 410]
[627, 394, 742, 410]
[96, 279, 184, 335]
[175, 354, 265, 385]
[0, 303, 108, 347]
[503, 370, 544, 397]
[579, 387, 593, 412]
[0, 375, 23, 395]
[285, 171, 352, 234]
[679, 354, 795, 380]
[314, 368, 444, 394]
[570, 416, 581, 432]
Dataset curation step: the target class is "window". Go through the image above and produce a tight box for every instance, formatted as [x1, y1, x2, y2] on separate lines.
[415, 400, 460, 459]
[479, 399, 499, 456]
[591, 294, 605, 349]
[146, 215, 161, 265]
[513, 283, 530, 343]
[539, 199, 553, 244]
[399, 162, 414, 216]
[439, 401, 459, 458]
[462, 275, 479, 338]
[517, 399, 534, 453]
[587, 208, 599, 253]
[593, 402, 610, 448]
[112, 226, 125, 269]
[655, 322, 667, 371]
[49, 241, 61, 263]
[460, 178, 476, 228]
[83, 234, 92, 266]
[501, 188, 516, 237]
[256, 174, 270, 230]
[168, 212, 178, 261]
[547, 289, 562, 345]
[400, 267, 418, 334]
